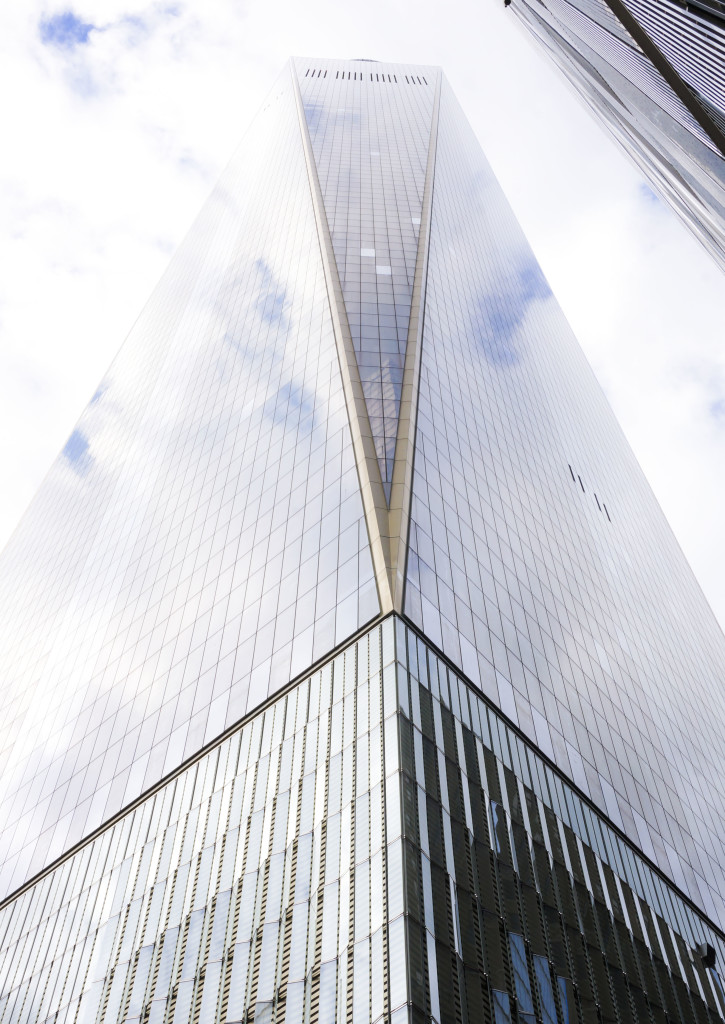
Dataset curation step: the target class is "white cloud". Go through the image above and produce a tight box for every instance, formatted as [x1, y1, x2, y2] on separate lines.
[1, 0, 724, 631]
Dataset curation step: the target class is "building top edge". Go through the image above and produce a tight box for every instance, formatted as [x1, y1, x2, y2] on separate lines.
[291, 55, 442, 75]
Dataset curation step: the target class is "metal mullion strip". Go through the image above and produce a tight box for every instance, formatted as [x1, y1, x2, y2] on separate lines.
[605, 0, 725, 153]
[387, 70, 442, 615]
[535, 0, 722, 151]
[632, 0, 725, 89]
[290, 61, 394, 616]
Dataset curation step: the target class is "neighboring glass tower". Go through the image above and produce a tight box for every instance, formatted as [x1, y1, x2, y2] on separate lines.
[503, 0, 725, 270]
[0, 57, 725, 1023]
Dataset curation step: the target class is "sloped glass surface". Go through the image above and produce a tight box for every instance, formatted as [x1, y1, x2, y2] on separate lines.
[297, 58, 436, 497]
[0, 65, 379, 900]
[405, 76, 725, 927]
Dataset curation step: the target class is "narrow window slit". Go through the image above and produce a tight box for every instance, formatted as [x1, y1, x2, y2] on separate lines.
[604, 504, 611, 522]
[578, 476, 585, 492]
[568, 464, 576, 482]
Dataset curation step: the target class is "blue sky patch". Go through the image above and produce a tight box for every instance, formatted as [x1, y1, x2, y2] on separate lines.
[710, 398, 725, 420]
[39, 11, 95, 50]
[639, 182, 660, 204]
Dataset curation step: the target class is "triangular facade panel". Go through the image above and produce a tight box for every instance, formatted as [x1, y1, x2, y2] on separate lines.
[296, 58, 436, 497]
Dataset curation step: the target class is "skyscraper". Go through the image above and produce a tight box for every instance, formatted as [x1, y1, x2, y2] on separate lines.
[503, 0, 725, 271]
[0, 54, 724, 1022]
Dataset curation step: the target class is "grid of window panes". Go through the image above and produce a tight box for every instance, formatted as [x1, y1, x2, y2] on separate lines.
[0, 622, 404, 1024]
[405, 75, 725, 929]
[2, 51, 725, 1001]
[394, 618, 725, 1024]
[297, 58, 436, 497]
[0, 63, 378, 903]
[509, 0, 725, 270]
[1, 618, 723, 1024]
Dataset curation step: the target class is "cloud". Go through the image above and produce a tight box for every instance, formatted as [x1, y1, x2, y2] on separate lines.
[39, 11, 95, 50]
[35, 4, 185, 97]
[710, 398, 725, 421]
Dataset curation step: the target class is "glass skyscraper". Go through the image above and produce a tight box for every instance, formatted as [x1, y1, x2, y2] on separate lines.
[0, 56, 724, 1022]
[503, 0, 725, 270]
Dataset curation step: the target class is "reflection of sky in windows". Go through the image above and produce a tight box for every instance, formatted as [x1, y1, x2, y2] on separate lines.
[470, 259, 551, 366]
[1, 55, 725, 948]
[252, 257, 290, 327]
[0, 64, 377, 900]
[0, 618, 722, 1023]
[405, 76, 725, 929]
[61, 429, 91, 472]
[299, 61, 435, 495]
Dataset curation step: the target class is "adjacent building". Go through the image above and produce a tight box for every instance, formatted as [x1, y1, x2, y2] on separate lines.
[505, 0, 725, 270]
[0, 56, 724, 1023]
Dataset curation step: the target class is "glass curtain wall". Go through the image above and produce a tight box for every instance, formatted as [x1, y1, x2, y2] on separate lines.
[0, 619, 722, 1024]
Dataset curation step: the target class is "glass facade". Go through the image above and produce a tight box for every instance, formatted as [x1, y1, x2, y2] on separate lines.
[0, 623, 398, 1024]
[405, 71, 725, 930]
[393, 618, 725, 1023]
[505, 0, 725, 269]
[621, 0, 725, 129]
[1, 56, 725, 1022]
[0, 63, 378, 903]
[0, 620, 722, 1023]
[298, 60, 435, 495]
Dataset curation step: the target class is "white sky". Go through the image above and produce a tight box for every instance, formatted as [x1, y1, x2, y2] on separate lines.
[1, 0, 725, 630]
